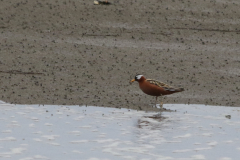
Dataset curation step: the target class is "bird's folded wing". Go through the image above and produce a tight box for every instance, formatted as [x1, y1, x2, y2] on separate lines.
[146, 79, 176, 91]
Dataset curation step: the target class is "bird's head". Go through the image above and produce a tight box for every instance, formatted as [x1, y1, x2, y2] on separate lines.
[131, 74, 144, 83]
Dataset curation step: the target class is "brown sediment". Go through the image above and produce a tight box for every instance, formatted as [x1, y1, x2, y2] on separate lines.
[0, 0, 239, 111]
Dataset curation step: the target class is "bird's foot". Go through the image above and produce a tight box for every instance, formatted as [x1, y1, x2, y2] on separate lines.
[160, 102, 163, 109]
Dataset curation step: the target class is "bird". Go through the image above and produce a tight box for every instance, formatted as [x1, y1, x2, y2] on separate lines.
[130, 74, 184, 108]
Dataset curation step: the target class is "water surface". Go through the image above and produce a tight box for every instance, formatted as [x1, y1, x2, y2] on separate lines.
[0, 101, 239, 160]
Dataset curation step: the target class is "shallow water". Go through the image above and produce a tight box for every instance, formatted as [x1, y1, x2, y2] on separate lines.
[0, 101, 240, 160]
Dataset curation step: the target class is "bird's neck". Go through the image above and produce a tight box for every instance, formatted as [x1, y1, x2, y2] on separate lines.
[138, 76, 146, 83]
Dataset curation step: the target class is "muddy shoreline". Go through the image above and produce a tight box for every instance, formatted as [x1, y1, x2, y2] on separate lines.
[0, 0, 240, 111]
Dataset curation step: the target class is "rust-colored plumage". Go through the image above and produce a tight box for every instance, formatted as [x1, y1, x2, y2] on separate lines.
[131, 75, 184, 108]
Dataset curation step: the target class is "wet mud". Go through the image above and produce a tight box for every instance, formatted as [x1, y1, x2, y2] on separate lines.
[0, 0, 240, 111]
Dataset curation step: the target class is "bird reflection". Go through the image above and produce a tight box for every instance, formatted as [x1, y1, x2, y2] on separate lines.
[137, 112, 167, 129]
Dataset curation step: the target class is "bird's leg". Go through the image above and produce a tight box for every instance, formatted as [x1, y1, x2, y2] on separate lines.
[155, 96, 158, 107]
[160, 96, 163, 109]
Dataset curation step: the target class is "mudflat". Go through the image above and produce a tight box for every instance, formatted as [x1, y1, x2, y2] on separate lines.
[0, 0, 240, 111]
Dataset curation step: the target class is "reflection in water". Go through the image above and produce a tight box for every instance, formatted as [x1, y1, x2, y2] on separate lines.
[137, 112, 167, 129]
[134, 112, 171, 148]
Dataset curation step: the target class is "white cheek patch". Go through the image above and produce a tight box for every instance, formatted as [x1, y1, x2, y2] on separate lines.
[136, 75, 143, 80]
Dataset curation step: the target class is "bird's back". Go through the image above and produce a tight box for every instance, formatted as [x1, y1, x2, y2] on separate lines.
[146, 79, 184, 94]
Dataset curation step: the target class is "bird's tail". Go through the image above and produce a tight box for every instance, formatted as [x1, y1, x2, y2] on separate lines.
[176, 87, 184, 92]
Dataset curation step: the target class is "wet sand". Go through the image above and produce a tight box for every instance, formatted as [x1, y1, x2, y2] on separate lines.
[0, 0, 240, 111]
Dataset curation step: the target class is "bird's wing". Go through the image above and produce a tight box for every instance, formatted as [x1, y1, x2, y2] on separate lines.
[146, 79, 176, 91]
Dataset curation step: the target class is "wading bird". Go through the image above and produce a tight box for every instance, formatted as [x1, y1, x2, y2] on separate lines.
[131, 74, 184, 108]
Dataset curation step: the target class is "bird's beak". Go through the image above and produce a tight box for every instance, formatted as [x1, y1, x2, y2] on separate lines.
[130, 79, 135, 83]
